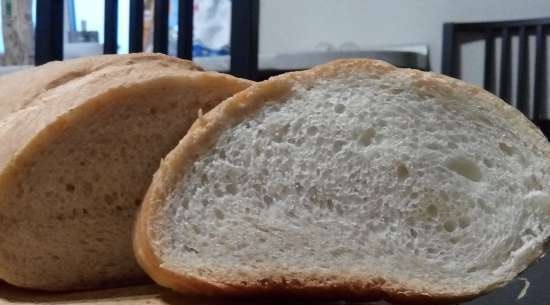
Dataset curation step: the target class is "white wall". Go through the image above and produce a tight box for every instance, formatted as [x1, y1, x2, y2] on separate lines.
[259, 0, 550, 76]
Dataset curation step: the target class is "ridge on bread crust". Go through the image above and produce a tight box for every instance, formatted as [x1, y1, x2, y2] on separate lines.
[0, 53, 201, 120]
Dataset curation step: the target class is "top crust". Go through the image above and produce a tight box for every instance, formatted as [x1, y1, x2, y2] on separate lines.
[0, 53, 201, 120]
[134, 59, 550, 304]
[0, 54, 236, 176]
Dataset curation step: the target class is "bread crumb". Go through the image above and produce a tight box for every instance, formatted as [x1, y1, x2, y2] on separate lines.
[516, 277, 530, 300]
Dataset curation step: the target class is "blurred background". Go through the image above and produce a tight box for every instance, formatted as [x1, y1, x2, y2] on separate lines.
[4, 0, 548, 133]
[0, 1, 548, 82]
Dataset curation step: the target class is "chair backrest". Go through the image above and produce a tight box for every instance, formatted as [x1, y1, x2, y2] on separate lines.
[33, 0, 427, 82]
[34, 0, 195, 64]
[229, 0, 260, 79]
[441, 18, 549, 123]
[34, 0, 259, 77]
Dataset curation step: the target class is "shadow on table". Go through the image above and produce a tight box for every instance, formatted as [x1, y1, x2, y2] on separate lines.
[0, 282, 390, 305]
[3, 255, 548, 305]
[0, 283, 165, 304]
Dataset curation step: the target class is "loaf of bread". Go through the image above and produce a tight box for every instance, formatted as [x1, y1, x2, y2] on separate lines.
[134, 59, 550, 304]
[0, 53, 252, 290]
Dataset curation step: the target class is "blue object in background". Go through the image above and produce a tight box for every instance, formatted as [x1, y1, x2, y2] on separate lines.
[193, 43, 229, 57]
[192, 0, 231, 58]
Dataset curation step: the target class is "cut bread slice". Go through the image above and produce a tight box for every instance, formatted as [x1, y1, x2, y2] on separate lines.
[135, 59, 550, 304]
[0, 54, 252, 291]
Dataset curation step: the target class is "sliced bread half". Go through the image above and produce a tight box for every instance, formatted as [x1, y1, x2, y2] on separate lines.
[0, 54, 252, 290]
[134, 59, 550, 304]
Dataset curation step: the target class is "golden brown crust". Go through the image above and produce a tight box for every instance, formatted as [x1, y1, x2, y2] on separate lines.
[134, 59, 549, 304]
[0, 53, 204, 172]
[0, 56, 248, 177]
[0, 54, 252, 290]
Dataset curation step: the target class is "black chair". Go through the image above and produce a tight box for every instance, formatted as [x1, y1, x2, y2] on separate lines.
[227, 1, 430, 81]
[34, 0, 426, 81]
[34, 0, 251, 75]
[34, 0, 195, 62]
[441, 18, 550, 136]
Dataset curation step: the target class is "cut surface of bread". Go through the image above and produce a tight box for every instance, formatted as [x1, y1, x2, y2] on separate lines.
[135, 59, 550, 304]
[0, 54, 251, 291]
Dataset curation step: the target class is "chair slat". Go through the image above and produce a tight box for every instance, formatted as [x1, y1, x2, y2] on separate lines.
[499, 27, 512, 103]
[177, 0, 194, 59]
[516, 26, 530, 117]
[441, 23, 458, 78]
[230, 0, 260, 79]
[153, 0, 169, 54]
[104, 0, 118, 54]
[129, 0, 144, 52]
[35, 0, 64, 65]
[534, 25, 547, 121]
[483, 29, 496, 93]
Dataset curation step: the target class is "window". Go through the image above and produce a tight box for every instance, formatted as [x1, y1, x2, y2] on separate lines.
[72, 0, 104, 43]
